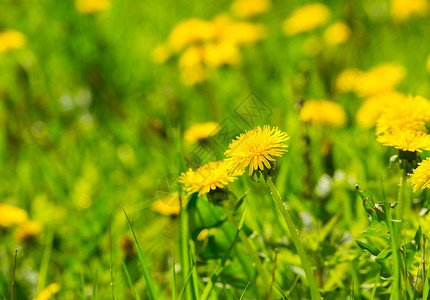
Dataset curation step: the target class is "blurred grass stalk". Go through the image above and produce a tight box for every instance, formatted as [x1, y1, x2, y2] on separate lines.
[266, 176, 321, 300]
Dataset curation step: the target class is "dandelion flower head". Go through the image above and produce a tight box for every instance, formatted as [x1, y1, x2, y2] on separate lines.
[33, 283, 61, 300]
[409, 157, 430, 192]
[377, 129, 430, 152]
[179, 161, 242, 196]
[231, 0, 271, 18]
[15, 220, 42, 243]
[0, 203, 28, 227]
[75, 0, 111, 14]
[184, 122, 220, 143]
[300, 100, 347, 127]
[336, 69, 363, 93]
[0, 30, 26, 53]
[282, 3, 331, 36]
[323, 21, 351, 46]
[224, 125, 289, 176]
[151, 193, 181, 216]
[390, 0, 429, 22]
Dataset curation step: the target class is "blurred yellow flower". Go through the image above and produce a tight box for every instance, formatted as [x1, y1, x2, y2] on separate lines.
[178, 46, 204, 69]
[204, 41, 241, 67]
[0, 203, 28, 227]
[221, 22, 266, 45]
[336, 69, 363, 93]
[184, 122, 220, 143]
[179, 161, 241, 196]
[180, 65, 208, 86]
[151, 44, 171, 64]
[152, 193, 181, 216]
[282, 3, 331, 36]
[323, 21, 351, 46]
[0, 30, 26, 53]
[409, 157, 430, 192]
[375, 95, 430, 135]
[377, 129, 430, 152]
[300, 100, 347, 127]
[355, 63, 406, 97]
[75, 0, 111, 14]
[224, 125, 289, 176]
[15, 221, 42, 243]
[356, 92, 405, 129]
[231, 0, 271, 18]
[390, 0, 429, 22]
[168, 18, 215, 51]
[33, 283, 60, 300]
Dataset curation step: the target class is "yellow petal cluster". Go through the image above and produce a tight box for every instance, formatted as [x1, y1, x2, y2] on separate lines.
[300, 100, 347, 127]
[151, 193, 181, 216]
[33, 283, 61, 300]
[184, 122, 220, 143]
[179, 161, 242, 196]
[0, 203, 28, 227]
[231, 0, 271, 18]
[323, 21, 350, 46]
[409, 157, 430, 192]
[75, 0, 110, 14]
[0, 30, 26, 53]
[390, 0, 429, 22]
[282, 3, 331, 36]
[224, 125, 289, 176]
[15, 221, 42, 243]
[337, 63, 406, 97]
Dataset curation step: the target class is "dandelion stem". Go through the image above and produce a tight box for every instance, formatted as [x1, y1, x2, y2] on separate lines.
[11, 249, 17, 300]
[397, 167, 407, 220]
[266, 176, 321, 300]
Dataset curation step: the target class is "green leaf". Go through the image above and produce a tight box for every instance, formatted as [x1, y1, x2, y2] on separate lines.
[273, 283, 289, 300]
[356, 240, 381, 256]
[122, 261, 141, 300]
[239, 282, 251, 300]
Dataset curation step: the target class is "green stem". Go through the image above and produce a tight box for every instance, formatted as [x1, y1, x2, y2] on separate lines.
[385, 202, 401, 300]
[266, 177, 321, 300]
[397, 169, 407, 220]
[180, 192, 192, 300]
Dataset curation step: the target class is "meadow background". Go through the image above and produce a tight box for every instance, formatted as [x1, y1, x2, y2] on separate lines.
[1, 0, 430, 299]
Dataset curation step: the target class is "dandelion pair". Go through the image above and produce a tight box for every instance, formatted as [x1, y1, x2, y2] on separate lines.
[179, 125, 321, 300]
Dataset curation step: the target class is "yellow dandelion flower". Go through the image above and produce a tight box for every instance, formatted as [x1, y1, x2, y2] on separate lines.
[231, 0, 271, 18]
[33, 283, 60, 300]
[184, 122, 220, 143]
[224, 125, 289, 176]
[323, 21, 351, 46]
[336, 69, 363, 93]
[409, 157, 430, 192]
[282, 3, 331, 36]
[15, 221, 42, 243]
[203, 41, 241, 67]
[0, 203, 28, 227]
[390, 0, 429, 22]
[75, 0, 110, 14]
[221, 22, 266, 45]
[356, 92, 405, 129]
[151, 193, 181, 216]
[178, 46, 204, 69]
[0, 30, 26, 53]
[355, 63, 406, 97]
[375, 95, 430, 135]
[151, 44, 171, 64]
[168, 18, 215, 52]
[300, 100, 347, 127]
[180, 64, 208, 86]
[377, 129, 430, 152]
[178, 161, 241, 196]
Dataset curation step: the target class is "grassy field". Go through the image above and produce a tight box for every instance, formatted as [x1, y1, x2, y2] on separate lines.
[1, 0, 430, 299]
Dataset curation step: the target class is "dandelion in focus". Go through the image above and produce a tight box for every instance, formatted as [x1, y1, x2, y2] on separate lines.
[409, 157, 430, 192]
[179, 161, 242, 196]
[282, 3, 330, 36]
[377, 129, 430, 152]
[224, 125, 289, 176]
[323, 21, 351, 46]
[390, 0, 429, 22]
[300, 100, 347, 127]
[231, 0, 271, 18]
[0, 203, 28, 227]
[184, 122, 220, 143]
[0, 30, 26, 53]
[75, 0, 111, 14]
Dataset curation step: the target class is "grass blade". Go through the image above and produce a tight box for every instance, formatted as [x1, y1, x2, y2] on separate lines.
[122, 261, 141, 300]
[171, 252, 177, 300]
[93, 269, 98, 300]
[239, 282, 251, 300]
[122, 207, 158, 300]
[273, 283, 289, 300]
